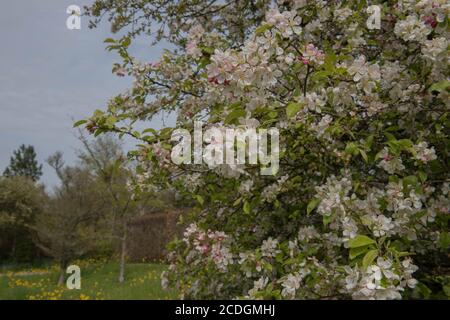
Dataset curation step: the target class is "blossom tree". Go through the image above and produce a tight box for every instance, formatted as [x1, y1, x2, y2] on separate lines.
[81, 0, 449, 299]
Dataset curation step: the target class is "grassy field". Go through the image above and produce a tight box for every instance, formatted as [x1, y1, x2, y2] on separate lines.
[0, 260, 177, 300]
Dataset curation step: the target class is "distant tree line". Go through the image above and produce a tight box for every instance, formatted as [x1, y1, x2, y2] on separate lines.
[0, 137, 178, 285]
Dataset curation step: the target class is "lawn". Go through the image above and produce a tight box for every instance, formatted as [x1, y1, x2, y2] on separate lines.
[0, 260, 177, 300]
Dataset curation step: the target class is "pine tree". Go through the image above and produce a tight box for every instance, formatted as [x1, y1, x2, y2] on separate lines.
[3, 144, 43, 182]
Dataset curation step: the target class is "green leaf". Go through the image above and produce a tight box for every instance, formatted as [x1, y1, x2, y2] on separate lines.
[418, 171, 427, 183]
[243, 201, 251, 214]
[264, 262, 273, 271]
[307, 198, 320, 215]
[195, 195, 204, 205]
[93, 109, 104, 117]
[199, 45, 214, 55]
[364, 134, 374, 149]
[94, 128, 104, 137]
[403, 175, 418, 188]
[286, 102, 301, 119]
[396, 251, 411, 258]
[439, 232, 450, 250]
[255, 24, 272, 35]
[384, 133, 396, 141]
[397, 139, 413, 149]
[159, 127, 174, 139]
[142, 128, 157, 135]
[357, 0, 368, 11]
[225, 109, 246, 124]
[324, 51, 337, 64]
[345, 142, 359, 156]
[349, 246, 370, 260]
[443, 285, 450, 298]
[417, 283, 432, 299]
[362, 249, 378, 270]
[359, 149, 368, 162]
[73, 120, 87, 127]
[121, 37, 131, 48]
[348, 235, 376, 248]
[268, 111, 278, 119]
[310, 70, 330, 81]
[105, 116, 117, 127]
[429, 80, 450, 93]
[323, 215, 331, 227]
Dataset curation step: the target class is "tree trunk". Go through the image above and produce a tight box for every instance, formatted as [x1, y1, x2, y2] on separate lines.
[11, 231, 17, 261]
[118, 224, 127, 283]
[57, 261, 67, 286]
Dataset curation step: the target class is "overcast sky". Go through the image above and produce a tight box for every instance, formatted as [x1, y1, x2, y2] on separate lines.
[0, 0, 170, 190]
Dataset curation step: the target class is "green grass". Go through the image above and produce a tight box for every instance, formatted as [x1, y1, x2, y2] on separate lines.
[0, 260, 177, 300]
